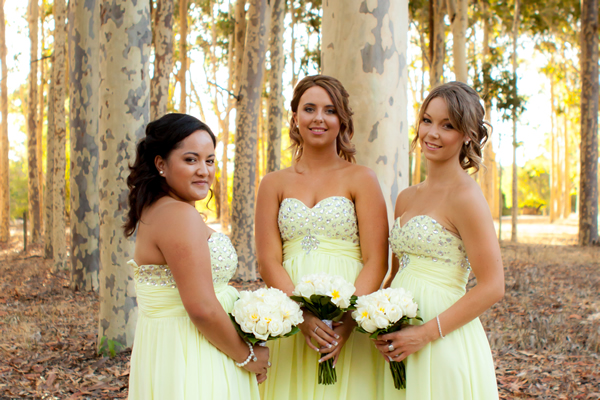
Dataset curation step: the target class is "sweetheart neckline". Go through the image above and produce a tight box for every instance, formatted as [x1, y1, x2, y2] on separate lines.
[280, 196, 353, 209]
[130, 231, 227, 268]
[396, 214, 462, 241]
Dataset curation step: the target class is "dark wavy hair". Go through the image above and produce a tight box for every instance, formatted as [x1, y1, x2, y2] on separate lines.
[412, 81, 491, 173]
[289, 75, 356, 163]
[124, 113, 216, 237]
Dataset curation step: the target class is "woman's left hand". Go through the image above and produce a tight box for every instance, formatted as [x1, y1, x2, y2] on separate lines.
[373, 324, 432, 363]
[318, 315, 356, 367]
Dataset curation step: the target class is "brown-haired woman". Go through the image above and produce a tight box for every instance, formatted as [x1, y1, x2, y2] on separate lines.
[375, 81, 503, 398]
[256, 75, 389, 399]
[125, 114, 269, 399]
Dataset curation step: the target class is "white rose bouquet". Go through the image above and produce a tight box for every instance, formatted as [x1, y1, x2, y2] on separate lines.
[351, 287, 421, 389]
[290, 273, 357, 385]
[230, 287, 304, 345]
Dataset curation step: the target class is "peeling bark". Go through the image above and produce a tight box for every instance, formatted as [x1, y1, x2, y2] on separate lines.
[322, 0, 409, 223]
[429, 0, 445, 88]
[450, 0, 467, 82]
[69, 0, 100, 291]
[98, 0, 150, 347]
[44, 81, 55, 259]
[0, 0, 8, 243]
[52, 0, 67, 269]
[579, 0, 599, 245]
[267, 0, 284, 173]
[231, 0, 269, 280]
[150, 0, 174, 120]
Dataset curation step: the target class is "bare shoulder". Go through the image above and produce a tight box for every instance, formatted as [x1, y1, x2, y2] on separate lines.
[257, 168, 293, 199]
[393, 183, 420, 218]
[345, 163, 379, 186]
[449, 175, 491, 223]
[152, 199, 209, 239]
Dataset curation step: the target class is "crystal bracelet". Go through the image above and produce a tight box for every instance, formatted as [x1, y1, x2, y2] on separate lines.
[436, 315, 446, 339]
[235, 341, 257, 367]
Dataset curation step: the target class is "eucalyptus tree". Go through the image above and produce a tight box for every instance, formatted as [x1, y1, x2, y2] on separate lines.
[322, 0, 410, 223]
[69, 0, 100, 290]
[150, 0, 174, 120]
[231, 0, 269, 279]
[97, 0, 150, 348]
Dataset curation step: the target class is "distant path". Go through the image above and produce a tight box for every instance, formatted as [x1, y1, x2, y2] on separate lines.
[494, 214, 579, 245]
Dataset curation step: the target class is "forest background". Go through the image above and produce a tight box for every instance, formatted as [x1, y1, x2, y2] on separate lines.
[0, 0, 599, 398]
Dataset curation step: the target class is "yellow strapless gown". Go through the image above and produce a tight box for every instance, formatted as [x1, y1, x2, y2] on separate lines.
[127, 232, 260, 400]
[260, 197, 385, 400]
[383, 215, 499, 399]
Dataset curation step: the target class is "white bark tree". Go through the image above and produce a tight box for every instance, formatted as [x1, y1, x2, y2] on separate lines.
[52, 0, 67, 269]
[69, 0, 100, 290]
[322, 0, 409, 224]
[267, 0, 285, 173]
[98, 0, 150, 347]
[150, 0, 174, 120]
[231, 0, 269, 280]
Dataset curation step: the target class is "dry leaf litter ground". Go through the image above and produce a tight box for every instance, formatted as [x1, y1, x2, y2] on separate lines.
[0, 216, 598, 399]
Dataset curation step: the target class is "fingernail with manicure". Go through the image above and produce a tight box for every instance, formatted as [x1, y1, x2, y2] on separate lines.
[335, 334, 340, 339]
[333, 341, 338, 346]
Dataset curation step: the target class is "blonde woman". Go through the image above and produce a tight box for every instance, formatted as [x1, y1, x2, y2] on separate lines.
[376, 82, 503, 399]
[256, 75, 388, 400]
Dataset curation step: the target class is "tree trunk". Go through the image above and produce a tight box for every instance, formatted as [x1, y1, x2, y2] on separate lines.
[510, 0, 519, 243]
[429, 0, 445, 88]
[233, 0, 247, 96]
[28, 0, 42, 243]
[0, 0, 8, 243]
[98, 0, 150, 348]
[550, 76, 558, 222]
[322, 0, 409, 224]
[579, 0, 599, 245]
[231, 0, 269, 280]
[44, 81, 55, 258]
[563, 112, 571, 217]
[52, 0, 67, 269]
[38, 0, 45, 221]
[449, 0, 467, 82]
[290, 0, 297, 88]
[267, 0, 284, 173]
[219, 33, 234, 234]
[150, 0, 174, 120]
[178, 0, 188, 113]
[69, 0, 100, 291]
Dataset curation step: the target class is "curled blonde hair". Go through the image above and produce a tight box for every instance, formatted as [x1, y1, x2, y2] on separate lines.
[412, 81, 491, 173]
[289, 75, 356, 163]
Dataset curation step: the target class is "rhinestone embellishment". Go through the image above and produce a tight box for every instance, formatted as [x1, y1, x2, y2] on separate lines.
[301, 229, 320, 254]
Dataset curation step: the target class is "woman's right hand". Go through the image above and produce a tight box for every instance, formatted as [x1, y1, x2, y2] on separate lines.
[242, 344, 270, 377]
[298, 310, 339, 352]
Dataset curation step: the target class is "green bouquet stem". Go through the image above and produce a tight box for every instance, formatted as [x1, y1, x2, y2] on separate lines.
[318, 358, 337, 385]
[390, 360, 406, 390]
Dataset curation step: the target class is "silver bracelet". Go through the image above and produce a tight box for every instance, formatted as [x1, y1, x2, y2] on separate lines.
[235, 341, 257, 367]
[436, 315, 446, 339]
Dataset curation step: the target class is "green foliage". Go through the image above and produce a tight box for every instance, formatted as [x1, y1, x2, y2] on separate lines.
[517, 156, 550, 211]
[98, 336, 124, 358]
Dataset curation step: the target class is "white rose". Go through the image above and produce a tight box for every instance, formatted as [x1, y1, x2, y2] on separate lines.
[361, 317, 378, 333]
[293, 282, 315, 298]
[253, 320, 269, 340]
[282, 319, 293, 334]
[373, 314, 390, 330]
[403, 301, 418, 318]
[268, 320, 284, 337]
[386, 304, 403, 323]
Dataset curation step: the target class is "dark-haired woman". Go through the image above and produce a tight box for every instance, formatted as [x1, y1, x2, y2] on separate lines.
[256, 75, 388, 400]
[125, 114, 269, 399]
[375, 82, 503, 399]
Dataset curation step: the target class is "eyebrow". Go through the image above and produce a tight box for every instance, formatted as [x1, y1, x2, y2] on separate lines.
[423, 112, 450, 121]
[303, 102, 335, 108]
[183, 151, 216, 157]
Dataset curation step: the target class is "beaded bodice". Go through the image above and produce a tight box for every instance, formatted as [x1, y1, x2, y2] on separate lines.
[278, 197, 360, 249]
[133, 232, 237, 289]
[389, 215, 470, 272]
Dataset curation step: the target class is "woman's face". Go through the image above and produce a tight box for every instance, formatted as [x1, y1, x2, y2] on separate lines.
[155, 130, 216, 205]
[418, 97, 465, 165]
[293, 85, 341, 150]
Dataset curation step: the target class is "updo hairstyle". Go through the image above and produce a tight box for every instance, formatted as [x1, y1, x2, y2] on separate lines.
[413, 81, 491, 172]
[124, 113, 216, 237]
[289, 75, 356, 163]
